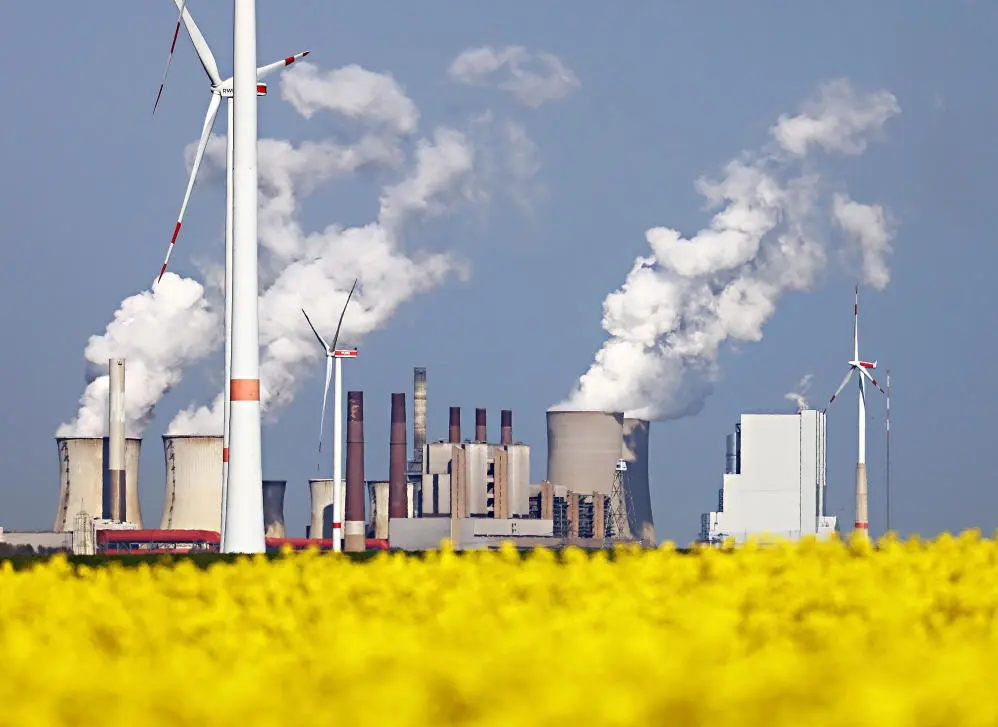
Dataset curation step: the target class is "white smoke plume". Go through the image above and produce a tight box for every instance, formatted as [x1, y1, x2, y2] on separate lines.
[553, 79, 900, 421]
[832, 194, 894, 290]
[61, 56, 545, 438]
[447, 45, 580, 108]
[57, 274, 220, 437]
[784, 373, 814, 412]
[167, 125, 476, 434]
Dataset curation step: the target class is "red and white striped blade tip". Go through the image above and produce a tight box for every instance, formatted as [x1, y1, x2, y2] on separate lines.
[153, 2, 187, 114]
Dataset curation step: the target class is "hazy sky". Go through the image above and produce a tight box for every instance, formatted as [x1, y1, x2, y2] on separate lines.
[1, 1, 994, 545]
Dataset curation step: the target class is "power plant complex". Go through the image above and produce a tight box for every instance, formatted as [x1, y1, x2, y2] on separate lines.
[8, 360, 658, 554]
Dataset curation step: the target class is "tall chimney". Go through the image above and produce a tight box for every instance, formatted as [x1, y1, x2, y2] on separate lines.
[500, 409, 513, 445]
[389, 393, 408, 519]
[448, 406, 461, 444]
[107, 358, 126, 521]
[345, 391, 366, 552]
[475, 408, 487, 442]
[413, 368, 426, 472]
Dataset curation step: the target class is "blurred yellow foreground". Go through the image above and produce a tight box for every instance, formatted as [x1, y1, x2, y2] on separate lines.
[2, 531, 997, 726]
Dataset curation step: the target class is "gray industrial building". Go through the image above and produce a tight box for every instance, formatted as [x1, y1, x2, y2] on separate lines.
[700, 409, 838, 544]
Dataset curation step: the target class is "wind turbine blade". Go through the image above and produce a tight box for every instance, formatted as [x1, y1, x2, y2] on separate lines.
[858, 365, 886, 396]
[330, 278, 359, 351]
[301, 308, 331, 351]
[824, 368, 855, 412]
[173, 0, 222, 87]
[853, 283, 860, 362]
[318, 354, 333, 454]
[153, 0, 188, 114]
[257, 50, 311, 80]
[158, 92, 221, 283]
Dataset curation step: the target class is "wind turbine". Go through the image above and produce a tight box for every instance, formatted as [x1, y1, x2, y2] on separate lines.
[153, 0, 309, 283]
[302, 279, 360, 553]
[152, 0, 308, 541]
[823, 284, 886, 536]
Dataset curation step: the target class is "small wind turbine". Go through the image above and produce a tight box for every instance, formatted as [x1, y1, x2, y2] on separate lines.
[302, 279, 360, 553]
[153, 0, 309, 283]
[824, 284, 886, 536]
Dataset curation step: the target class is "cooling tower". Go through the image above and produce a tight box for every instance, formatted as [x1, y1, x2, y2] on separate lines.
[262, 480, 287, 538]
[160, 435, 223, 531]
[368, 480, 389, 538]
[413, 368, 426, 471]
[345, 390, 365, 552]
[389, 393, 407, 519]
[546, 411, 625, 496]
[622, 418, 656, 545]
[54, 437, 143, 532]
[309, 478, 344, 540]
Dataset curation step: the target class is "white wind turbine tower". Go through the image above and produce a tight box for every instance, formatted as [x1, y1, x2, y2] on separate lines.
[152, 0, 308, 542]
[823, 284, 886, 536]
[302, 279, 360, 553]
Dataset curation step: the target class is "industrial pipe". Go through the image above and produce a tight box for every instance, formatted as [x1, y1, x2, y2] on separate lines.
[389, 393, 408, 519]
[345, 391, 366, 552]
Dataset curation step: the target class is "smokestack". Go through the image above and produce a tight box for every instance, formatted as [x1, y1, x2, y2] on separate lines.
[389, 393, 408, 519]
[475, 408, 487, 442]
[107, 358, 126, 521]
[413, 368, 426, 471]
[345, 391, 366, 552]
[449, 406, 461, 444]
[500, 409, 513, 445]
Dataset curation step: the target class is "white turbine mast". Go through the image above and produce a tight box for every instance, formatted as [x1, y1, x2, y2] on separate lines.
[151, 0, 308, 546]
[302, 278, 360, 553]
[823, 284, 886, 537]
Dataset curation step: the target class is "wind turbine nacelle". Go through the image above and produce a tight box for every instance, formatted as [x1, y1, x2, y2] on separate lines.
[333, 349, 358, 358]
[218, 83, 268, 98]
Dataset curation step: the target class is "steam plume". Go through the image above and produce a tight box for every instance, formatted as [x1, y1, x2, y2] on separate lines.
[61, 57, 546, 438]
[553, 79, 900, 420]
[447, 46, 580, 108]
[57, 274, 220, 437]
[784, 373, 814, 412]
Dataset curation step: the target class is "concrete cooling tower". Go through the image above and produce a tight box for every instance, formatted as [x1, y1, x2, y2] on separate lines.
[546, 411, 625, 496]
[546, 411, 656, 544]
[160, 435, 223, 531]
[54, 437, 143, 531]
[309, 478, 345, 540]
[622, 418, 656, 545]
[262, 480, 287, 538]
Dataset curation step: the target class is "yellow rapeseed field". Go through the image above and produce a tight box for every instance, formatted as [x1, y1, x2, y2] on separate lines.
[3, 532, 998, 726]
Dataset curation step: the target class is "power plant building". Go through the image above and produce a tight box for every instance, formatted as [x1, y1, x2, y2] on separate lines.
[419, 408, 531, 519]
[700, 409, 837, 544]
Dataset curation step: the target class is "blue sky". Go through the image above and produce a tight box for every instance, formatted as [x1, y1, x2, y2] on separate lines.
[1, 1, 994, 544]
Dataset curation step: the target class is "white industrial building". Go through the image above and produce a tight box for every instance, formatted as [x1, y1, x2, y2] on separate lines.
[701, 409, 837, 544]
